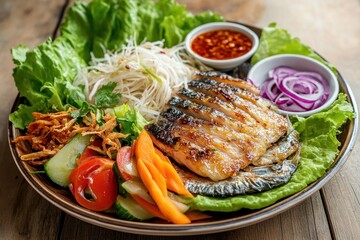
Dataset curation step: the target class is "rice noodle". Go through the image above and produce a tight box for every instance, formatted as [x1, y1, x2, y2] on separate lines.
[74, 39, 210, 121]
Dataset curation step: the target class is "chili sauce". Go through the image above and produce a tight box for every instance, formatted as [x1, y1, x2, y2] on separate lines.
[191, 29, 252, 60]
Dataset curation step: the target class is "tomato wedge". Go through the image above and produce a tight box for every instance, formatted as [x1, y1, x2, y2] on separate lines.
[116, 146, 168, 220]
[77, 138, 103, 165]
[116, 146, 135, 181]
[69, 157, 118, 212]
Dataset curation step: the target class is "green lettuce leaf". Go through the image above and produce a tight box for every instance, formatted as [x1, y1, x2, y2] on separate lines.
[190, 93, 354, 211]
[114, 104, 149, 144]
[94, 82, 122, 108]
[10, 38, 87, 129]
[9, 102, 47, 131]
[60, 0, 223, 58]
[10, 0, 222, 129]
[251, 23, 337, 74]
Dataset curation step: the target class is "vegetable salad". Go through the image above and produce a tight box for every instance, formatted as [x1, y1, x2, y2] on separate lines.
[10, 0, 354, 223]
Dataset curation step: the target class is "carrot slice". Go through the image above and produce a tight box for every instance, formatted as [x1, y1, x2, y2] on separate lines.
[185, 211, 213, 221]
[143, 159, 167, 196]
[154, 148, 171, 164]
[135, 130, 156, 164]
[136, 130, 193, 197]
[134, 129, 193, 223]
[153, 148, 193, 198]
[137, 158, 190, 224]
[132, 195, 168, 221]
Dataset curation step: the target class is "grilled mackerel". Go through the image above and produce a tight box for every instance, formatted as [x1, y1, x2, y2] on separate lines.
[146, 71, 301, 197]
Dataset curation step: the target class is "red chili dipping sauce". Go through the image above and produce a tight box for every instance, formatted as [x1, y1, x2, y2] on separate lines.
[191, 29, 252, 60]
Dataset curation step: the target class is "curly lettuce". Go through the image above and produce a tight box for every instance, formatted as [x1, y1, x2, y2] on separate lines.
[9, 38, 87, 129]
[10, 0, 223, 129]
[191, 94, 354, 211]
[60, 0, 223, 61]
[251, 23, 337, 74]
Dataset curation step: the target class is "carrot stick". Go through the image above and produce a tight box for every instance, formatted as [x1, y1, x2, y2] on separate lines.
[185, 211, 213, 221]
[153, 148, 193, 198]
[143, 159, 167, 196]
[137, 158, 190, 224]
[135, 130, 156, 164]
[136, 130, 193, 197]
[132, 195, 168, 221]
[154, 148, 171, 164]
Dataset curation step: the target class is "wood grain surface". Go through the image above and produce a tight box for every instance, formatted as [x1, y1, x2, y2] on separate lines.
[0, 1, 68, 239]
[0, 0, 359, 239]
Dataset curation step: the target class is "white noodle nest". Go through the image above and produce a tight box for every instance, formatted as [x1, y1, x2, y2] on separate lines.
[74, 39, 209, 121]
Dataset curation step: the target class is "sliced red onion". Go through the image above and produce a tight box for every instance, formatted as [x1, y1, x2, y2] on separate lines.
[259, 66, 329, 112]
[247, 78, 255, 86]
[279, 76, 324, 103]
[263, 79, 280, 101]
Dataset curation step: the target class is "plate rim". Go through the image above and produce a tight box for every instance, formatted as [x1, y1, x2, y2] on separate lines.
[7, 24, 359, 236]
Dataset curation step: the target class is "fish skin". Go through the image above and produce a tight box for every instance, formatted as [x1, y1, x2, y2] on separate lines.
[177, 155, 300, 197]
[252, 130, 300, 166]
[187, 79, 288, 142]
[193, 71, 260, 95]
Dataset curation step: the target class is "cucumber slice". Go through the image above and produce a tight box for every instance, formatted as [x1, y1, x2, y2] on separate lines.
[122, 181, 190, 213]
[122, 180, 155, 204]
[168, 192, 190, 213]
[113, 162, 127, 197]
[44, 134, 92, 187]
[115, 195, 153, 221]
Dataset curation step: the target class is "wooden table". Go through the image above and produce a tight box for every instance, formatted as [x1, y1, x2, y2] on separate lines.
[0, 0, 359, 239]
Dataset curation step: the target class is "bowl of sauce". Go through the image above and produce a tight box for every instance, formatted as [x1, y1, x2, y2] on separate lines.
[185, 22, 259, 70]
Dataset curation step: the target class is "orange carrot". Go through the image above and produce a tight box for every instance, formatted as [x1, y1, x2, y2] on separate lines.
[153, 148, 193, 198]
[154, 148, 171, 163]
[143, 159, 167, 196]
[185, 211, 213, 221]
[135, 130, 167, 195]
[132, 195, 168, 221]
[136, 130, 188, 195]
[134, 129, 194, 223]
[137, 158, 190, 224]
[135, 130, 156, 163]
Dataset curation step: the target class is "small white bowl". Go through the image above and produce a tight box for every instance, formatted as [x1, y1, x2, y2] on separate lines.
[247, 54, 339, 117]
[185, 22, 259, 71]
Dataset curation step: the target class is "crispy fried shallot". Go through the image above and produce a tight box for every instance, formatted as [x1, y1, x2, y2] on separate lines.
[12, 110, 128, 166]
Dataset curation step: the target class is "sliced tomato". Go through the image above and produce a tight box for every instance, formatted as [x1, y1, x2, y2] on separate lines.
[116, 146, 136, 181]
[77, 138, 103, 165]
[69, 157, 118, 212]
[116, 146, 168, 221]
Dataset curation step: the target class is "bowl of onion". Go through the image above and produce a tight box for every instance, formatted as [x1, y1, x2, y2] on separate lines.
[247, 54, 339, 117]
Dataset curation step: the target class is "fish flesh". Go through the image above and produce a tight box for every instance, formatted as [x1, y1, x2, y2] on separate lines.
[176, 130, 300, 197]
[146, 71, 301, 196]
